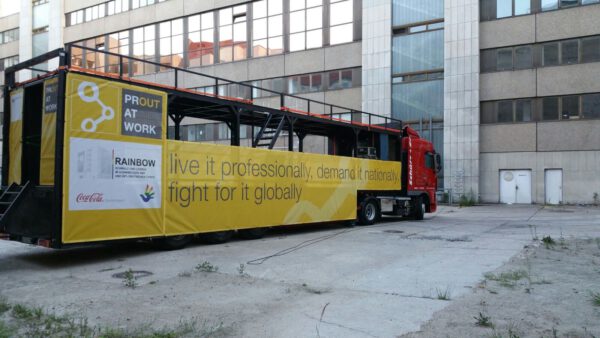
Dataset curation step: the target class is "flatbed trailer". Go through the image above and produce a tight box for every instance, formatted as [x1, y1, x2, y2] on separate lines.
[0, 46, 440, 249]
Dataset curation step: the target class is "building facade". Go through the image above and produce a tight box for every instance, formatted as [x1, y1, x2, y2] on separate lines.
[1, 0, 599, 204]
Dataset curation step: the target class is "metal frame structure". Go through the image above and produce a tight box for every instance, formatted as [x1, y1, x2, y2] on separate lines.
[0, 46, 403, 248]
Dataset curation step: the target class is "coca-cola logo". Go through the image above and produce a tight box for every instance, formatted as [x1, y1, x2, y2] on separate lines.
[76, 193, 104, 203]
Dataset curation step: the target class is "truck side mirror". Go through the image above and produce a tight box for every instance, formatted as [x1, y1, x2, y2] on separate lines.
[434, 153, 442, 174]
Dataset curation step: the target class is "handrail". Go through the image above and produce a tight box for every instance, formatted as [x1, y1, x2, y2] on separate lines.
[66, 44, 403, 131]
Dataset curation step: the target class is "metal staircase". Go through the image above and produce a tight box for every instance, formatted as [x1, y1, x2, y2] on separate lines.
[0, 182, 30, 231]
[253, 114, 286, 149]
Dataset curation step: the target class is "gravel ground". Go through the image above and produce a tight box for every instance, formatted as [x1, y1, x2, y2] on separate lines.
[402, 237, 600, 338]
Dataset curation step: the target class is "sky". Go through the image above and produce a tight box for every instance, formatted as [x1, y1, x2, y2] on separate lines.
[0, 0, 20, 18]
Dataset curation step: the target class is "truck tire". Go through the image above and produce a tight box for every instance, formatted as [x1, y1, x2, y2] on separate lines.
[358, 198, 380, 225]
[154, 235, 193, 250]
[198, 231, 234, 244]
[413, 196, 425, 221]
[238, 227, 269, 240]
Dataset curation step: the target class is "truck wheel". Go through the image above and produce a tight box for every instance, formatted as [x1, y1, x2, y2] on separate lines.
[413, 196, 425, 221]
[358, 198, 380, 225]
[198, 231, 234, 244]
[155, 235, 193, 250]
[238, 227, 269, 240]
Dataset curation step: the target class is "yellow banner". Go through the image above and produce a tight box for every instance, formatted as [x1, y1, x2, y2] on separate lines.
[40, 77, 59, 185]
[62, 73, 166, 243]
[8, 88, 24, 185]
[61, 73, 402, 244]
[165, 141, 401, 235]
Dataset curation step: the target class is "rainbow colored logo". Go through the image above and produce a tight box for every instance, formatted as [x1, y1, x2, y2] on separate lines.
[140, 185, 155, 203]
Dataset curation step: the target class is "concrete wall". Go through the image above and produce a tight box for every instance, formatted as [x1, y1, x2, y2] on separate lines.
[361, 0, 391, 118]
[480, 150, 600, 204]
[444, 0, 480, 200]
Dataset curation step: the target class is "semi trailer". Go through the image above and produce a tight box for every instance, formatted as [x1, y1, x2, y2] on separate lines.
[0, 47, 440, 250]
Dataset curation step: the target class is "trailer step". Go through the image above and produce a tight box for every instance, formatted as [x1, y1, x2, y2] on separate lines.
[0, 182, 29, 231]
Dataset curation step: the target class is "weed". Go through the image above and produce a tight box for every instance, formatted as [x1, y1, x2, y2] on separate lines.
[178, 271, 192, 278]
[542, 236, 556, 249]
[474, 312, 494, 328]
[593, 192, 599, 206]
[459, 194, 476, 207]
[591, 291, 600, 306]
[485, 270, 529, 288]
[237, 264, 246, 276]
[11, 304, 43, 320]
[122, 269, 138, 289]
[149, 280, 157, 285]
[0, 321, 14, 338]
[195, 261, 218, 273]
[528, 224, 538, 241]
[0, 297, 10, 314]
[435, 287, 451, 301]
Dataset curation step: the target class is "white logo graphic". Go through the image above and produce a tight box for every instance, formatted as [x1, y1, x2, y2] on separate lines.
[78, 81, 115, 132]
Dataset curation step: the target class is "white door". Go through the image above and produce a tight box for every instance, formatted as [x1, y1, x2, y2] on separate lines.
[500, 170, 532, 204]
[545, 169, 563, 205]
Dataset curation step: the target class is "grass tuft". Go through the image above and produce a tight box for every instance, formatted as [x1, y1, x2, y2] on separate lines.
[195, 261, 219, 273]
[591, 291, 600, 306]
[474, 312, 494, 328]
[542, 236, 556, 249]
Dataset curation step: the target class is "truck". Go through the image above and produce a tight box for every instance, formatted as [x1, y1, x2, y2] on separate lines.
[0, 46, 441, 250]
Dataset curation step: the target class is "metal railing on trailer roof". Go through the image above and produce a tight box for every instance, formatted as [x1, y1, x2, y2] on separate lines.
[66, 44, 402, 132]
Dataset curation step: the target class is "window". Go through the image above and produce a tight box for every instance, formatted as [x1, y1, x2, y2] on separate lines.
[392, 79, 444, 121]
[0, 56, 19, 72]
[393, 30, 444, 75]
[219, 5, 247, 62]
[481, 49, 497, 72]
[252, 0, 283, 57]
[514, 46, 532, 69]
[582, 94, 600, 119]
[543, 43, 559, 66]
[514, 0, 531, 14]
[542, 97, 559, 120]
[515, 99, 532, 122]
[107, 31, 129, 73]
[188, 12, 215, 67]
[132, 24, 156, 75]
[581, 37, 600, 63]
[481, 102, 496, 123]
[393, 0, 444, 26]
[330, 0, 353, 45]
[159, 19, 184, 70]
[497, 0, 512, 18]
[559, 0, 578, 7]
[289, 0, 323, 52]
[497, 100, 514, 122]
[33, 0, 50, 29]
[541, 0, 558, 11]
[497, 48, 513, 70]
[561, 40, 579, 65]
[561, 95, 579, 119]
[0, 28, 19, 45]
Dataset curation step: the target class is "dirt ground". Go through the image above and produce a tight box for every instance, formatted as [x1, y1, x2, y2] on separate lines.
[402, 237, 600, 338]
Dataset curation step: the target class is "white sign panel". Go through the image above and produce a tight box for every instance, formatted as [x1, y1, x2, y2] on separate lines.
[69, 137, 162, 211]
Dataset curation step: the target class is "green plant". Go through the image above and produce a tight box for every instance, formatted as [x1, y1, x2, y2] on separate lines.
[11, 304, 43, 320]
[528, 224, 538, 241]
[593, 192, 599, 206]
[474, 312, 494, 328]
[195, 261, 218, 273]
[484, 270, 529, 288]
[435, 287, 451, 301]
[459, 193, 476, 207]
[237, 264, 246, 276]
[0, 297, 10, 314]
[591, 291, 600, 306]
[122, 269, 138, 289]
[542, 236, 556, 249]
[178, 271, 192, 278]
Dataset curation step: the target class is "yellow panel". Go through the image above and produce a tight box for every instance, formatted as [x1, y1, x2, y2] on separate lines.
[8, 88, 24, 185]
[164, 141, 401, 235]
[40, 77, 59, 185]
[62, 73, 167, 244]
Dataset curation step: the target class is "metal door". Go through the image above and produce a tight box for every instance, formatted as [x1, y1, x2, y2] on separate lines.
[500, 170, 532, 204]
[545, 169, 563, 205]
